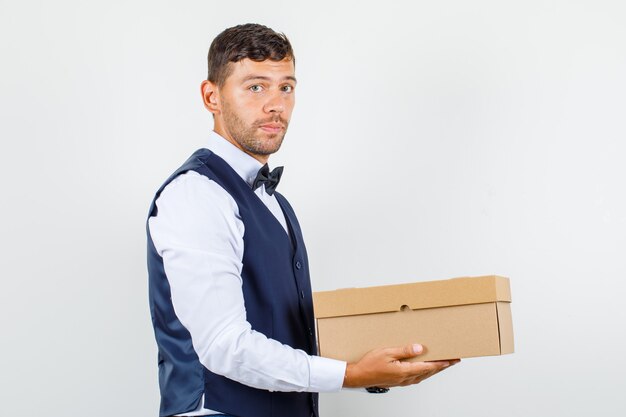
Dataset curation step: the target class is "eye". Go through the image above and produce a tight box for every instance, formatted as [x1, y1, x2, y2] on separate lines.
[281, 85, 294, 93]
[249, 85, 262, 92]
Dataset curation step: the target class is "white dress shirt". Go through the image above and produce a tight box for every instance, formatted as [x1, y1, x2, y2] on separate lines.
[148, 131, 346, 416]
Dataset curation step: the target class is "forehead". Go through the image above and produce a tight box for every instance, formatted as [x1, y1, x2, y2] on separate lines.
[226, 58, 296, 84]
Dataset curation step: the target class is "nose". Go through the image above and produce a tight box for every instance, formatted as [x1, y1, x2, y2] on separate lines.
[263, 91, 285, 114]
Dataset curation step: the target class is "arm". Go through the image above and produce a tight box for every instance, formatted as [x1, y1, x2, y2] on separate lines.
[148, 171, 345, 392]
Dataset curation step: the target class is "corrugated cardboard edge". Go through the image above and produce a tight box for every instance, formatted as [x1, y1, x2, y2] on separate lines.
[496, 301, 515, 354]
[314, 275, 511, 318]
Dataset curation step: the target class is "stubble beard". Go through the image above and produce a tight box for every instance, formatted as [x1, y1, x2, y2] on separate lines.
[222, 99, 289, 157]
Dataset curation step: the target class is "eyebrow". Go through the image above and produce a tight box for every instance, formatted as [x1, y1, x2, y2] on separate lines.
[241, 75, 297, 84]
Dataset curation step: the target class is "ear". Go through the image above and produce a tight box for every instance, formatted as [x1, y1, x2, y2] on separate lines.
[200, 80, 220, 115]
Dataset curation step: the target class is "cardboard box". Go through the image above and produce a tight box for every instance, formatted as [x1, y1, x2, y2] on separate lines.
[313, 275, 514, 362]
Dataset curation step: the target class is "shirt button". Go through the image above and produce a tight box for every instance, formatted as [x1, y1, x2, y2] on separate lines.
[300, 290, 305, 299]
[295, 261, 302, 269]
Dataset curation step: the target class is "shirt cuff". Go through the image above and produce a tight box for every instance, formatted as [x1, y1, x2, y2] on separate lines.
[308, 355, 346, 392]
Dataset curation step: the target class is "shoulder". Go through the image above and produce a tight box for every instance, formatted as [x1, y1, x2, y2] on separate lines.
[157, 170, 240, 219]
[149, 170, 245, 255]
[149, 170, 245, 251]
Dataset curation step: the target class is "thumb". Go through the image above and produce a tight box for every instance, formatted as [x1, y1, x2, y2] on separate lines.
[387, 343, 424, 360]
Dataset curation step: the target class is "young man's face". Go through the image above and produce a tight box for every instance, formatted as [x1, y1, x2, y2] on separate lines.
[208, 58, 297, 162]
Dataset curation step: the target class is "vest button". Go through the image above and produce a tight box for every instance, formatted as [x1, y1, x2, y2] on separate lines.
[295, 261, 302, 269]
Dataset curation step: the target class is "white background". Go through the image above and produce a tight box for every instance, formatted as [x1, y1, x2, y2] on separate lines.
[1, 0, 625, 416]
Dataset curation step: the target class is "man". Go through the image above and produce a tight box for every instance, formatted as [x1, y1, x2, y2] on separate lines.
[147, 23, 458, 417]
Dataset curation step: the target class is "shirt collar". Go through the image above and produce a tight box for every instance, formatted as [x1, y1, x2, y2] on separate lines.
[206, 131, 265, 187]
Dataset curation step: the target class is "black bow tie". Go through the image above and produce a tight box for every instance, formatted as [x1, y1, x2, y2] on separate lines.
[252, 164, 283, 196]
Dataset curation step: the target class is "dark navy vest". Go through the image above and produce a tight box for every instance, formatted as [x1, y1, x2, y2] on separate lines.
[147, 149, 319, 417]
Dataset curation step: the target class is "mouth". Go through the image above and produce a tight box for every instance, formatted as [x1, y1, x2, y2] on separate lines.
[259, 123, 284, 134]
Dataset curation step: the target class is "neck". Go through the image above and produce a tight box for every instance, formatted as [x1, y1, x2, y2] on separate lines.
[213, 128, 270, 164]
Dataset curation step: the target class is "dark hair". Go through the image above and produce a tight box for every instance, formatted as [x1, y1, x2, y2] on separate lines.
[207, 23, 295, 87]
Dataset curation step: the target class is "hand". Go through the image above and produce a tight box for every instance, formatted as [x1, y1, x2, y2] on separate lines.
[342, 343, 460, 388]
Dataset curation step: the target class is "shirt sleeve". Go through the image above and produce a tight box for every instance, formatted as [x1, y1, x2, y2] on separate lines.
[148, 171, 346, 393]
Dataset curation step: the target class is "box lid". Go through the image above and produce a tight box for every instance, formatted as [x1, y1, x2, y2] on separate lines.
[314, 275, 511, 319]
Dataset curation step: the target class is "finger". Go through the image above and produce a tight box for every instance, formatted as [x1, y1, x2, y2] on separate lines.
[415, 360, 457, 383]
[424, 360, 452, 369]
[399, 359, 449, 373]
[404, 368, 441, 386]
[429, 358, 461, 365]
[392, 360, 445, 383]
[426, 359, 459, 372]
[394, 362, 446, 385]
[385, 343, 424, 360]
[401, 371, 431, 386]
[414, 370, 438, 385]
